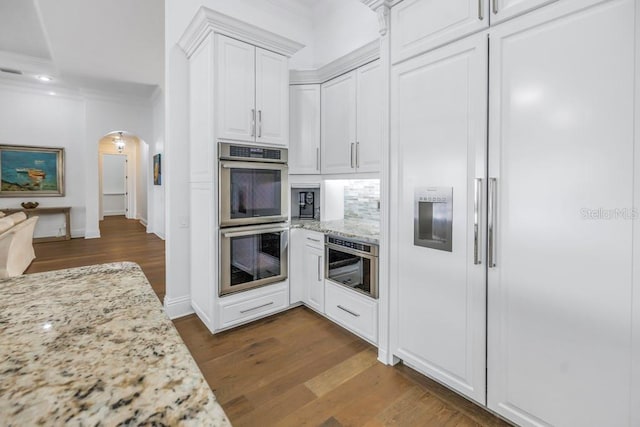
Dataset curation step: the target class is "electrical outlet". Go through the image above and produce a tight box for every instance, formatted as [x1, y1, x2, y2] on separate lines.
[178, 216, 189, 228]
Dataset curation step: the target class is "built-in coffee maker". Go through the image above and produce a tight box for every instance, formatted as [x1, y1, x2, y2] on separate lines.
[291, 187, 320, 220]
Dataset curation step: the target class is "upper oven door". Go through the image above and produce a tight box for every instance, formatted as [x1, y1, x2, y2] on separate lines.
[220, 160, 289, 227]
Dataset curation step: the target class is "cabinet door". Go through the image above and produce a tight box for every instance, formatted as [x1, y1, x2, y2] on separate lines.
[305, 245, 324, 313]
[256, 48, 289, 146]
[391, 0, 489, 64]
[321, 71, 357, 174]
[355, 60, 382, 173]
[216, 34, 256, 143]
[289, 85, 321, 174]
[391, 32, 488, 405]
[489, 0, 557, 24]
[487, 1, 636, 426]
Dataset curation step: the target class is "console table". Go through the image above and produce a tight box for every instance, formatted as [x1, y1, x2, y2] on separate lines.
[1, 206, 71, 243]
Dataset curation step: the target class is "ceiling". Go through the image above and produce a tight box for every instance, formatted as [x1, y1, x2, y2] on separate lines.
[0, 0, 163, 96]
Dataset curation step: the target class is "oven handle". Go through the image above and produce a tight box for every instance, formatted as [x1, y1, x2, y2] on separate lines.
[223, 227, 288, 238]
[325, 242, 378, 259]
[220, 161, 289, 170]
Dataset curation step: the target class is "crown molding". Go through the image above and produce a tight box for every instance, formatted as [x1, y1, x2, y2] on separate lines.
[178, 7, 305, 59]
[290, 40, 380, 85]
[361, 0, 400, 9]
[0, 51, 57, 77]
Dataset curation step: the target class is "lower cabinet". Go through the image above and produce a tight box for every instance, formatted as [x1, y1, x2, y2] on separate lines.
[218, 284, 288, 330]
[325, 282, 378, 345]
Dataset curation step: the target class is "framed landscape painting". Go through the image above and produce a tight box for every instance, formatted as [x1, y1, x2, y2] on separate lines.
[0, 145, 64, 196]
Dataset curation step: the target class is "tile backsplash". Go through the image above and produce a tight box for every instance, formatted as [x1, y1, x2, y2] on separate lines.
[344, 179, 380, 222]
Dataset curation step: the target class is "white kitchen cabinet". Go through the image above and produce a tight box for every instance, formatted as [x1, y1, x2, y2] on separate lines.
[216, 34, 289, 146]
[489, 0, 557, 24]
[325, 281, 378, 345]
[289, 85, 321, 174]
[288, 228, 305, 304]
[321, 71, 357, 174]
[355, 61, 382, 174]
[216, 35, 256, 143]
[303, 231, 325, 313]
[391, 0, 489, 64]
[321, 60, 382, 175]
[391, 32, 488, 405]
[256, 48, 289, 146]
[487, 1, 637, 425]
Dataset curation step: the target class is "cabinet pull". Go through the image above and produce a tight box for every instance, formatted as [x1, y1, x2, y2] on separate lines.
[251, 109, 256, 137]
[240, 301, 274, 314]
[337, 305, 360, 317]
[356, 142, 360, 168]
[478, 0, 484, 20]
[307, 237, 321, 243]
[317, 255, 322, 282]
[258, 110, 262, 138]
[492, 0, 498, 14]
[350, 143, 355, 168]
[474, 178, 482, 265]
[488, 177, 497, 268]
[316, 147, 320, 171]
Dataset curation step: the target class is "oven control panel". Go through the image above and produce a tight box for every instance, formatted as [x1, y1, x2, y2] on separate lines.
[326, 236, 377, 255]
[219, 142, 288, 164]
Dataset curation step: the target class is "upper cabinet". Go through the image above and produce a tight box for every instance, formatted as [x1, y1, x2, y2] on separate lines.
[391, 0, 559, 64]
[391, 0, 489, 64]
[490, 0, 558, 24]
[289, 85, 321, 174]
[321, 60, 382, 175]
[216, 34, 289, 146]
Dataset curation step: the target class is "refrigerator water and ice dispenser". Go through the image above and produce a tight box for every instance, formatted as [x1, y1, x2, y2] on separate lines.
[414, 187, 453, 252]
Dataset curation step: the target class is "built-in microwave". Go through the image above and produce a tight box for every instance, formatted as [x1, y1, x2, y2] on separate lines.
[325, 235, 379, 299]
[219, 142, 289, 227]
[219, 223, 289, 296]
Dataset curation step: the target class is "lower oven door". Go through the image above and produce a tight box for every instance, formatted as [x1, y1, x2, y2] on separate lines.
[220, 224, 289, 296]
[325, 244, 378, 299]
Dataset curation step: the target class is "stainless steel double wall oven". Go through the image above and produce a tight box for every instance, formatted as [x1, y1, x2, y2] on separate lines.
[218, 142, 289, 296]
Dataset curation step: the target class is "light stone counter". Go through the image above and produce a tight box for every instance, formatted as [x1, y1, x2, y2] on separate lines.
[291, 219, 380, 244]
[0, 262, 230, 426]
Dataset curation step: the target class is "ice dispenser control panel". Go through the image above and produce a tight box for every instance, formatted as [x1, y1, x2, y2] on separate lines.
[414, 187, 453, 252]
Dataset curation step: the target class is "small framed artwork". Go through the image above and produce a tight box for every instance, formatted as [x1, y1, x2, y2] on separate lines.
[153, 153, 161, 185]
[0, 145, 64, 197]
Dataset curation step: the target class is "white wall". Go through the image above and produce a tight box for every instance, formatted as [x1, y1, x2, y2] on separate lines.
[0, 80, 157, 239]
[0, 83, 86, 238]
[310, 0, 379, 68]
[84, 96, 154, 238]
[148, 88, 165, 238]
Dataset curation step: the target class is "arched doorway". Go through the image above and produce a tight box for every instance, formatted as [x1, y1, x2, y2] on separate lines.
[98, 131, 149, 231]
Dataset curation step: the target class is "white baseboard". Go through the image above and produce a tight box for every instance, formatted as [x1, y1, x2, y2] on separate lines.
[84, 229, 101, 239]
[154, 231, 166, 240]
[164, 294, 194, 319]
[139, 218, 148, 227]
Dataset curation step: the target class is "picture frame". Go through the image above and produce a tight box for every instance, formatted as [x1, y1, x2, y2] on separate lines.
[153, 153, 161, 185]
[0, 145, 64, 197]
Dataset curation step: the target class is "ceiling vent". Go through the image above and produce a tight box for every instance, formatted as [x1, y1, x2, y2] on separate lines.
[0, 68, 23, 75]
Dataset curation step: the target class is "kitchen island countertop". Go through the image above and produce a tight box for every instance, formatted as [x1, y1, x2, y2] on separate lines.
[0, 262, 230, 426]
[291, 219, 380, 244]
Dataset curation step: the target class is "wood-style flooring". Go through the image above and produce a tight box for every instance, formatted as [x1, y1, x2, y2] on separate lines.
[26, 216, 510, 427]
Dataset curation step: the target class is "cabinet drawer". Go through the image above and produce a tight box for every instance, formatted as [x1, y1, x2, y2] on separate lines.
[303, 230, 324, 249]
[220, 288, 288, 329]
[325, 282, 378, 344]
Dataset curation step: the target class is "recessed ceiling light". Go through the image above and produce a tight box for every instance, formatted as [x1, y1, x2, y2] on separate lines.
[48, 91, 56, 96]
[36, 75, 53, 82]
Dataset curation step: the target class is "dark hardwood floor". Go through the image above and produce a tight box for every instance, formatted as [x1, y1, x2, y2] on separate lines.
[26, 216, 510, 427]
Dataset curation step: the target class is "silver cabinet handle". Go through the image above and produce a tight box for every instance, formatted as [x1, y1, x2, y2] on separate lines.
[307, 237, 321, 243]
[350, 143, 355, 168]
[317, 255, 322, 282]
[356, 142, 360, 168]
[337, 305, 360, 317]
[240, 301, 273, 314]
[474, 178, 483, 265]
[488, 177, 497, 268]
[251, 109, 256, 137]
[478, 0, 484, 20]
[258, 110, 262, 138]
[492, 0, 498, 14]
[316, 147, 320, 171]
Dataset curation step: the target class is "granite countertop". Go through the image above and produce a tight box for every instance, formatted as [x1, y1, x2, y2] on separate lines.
[291, 219, 380, 244]
[0, 262, 230, 426]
